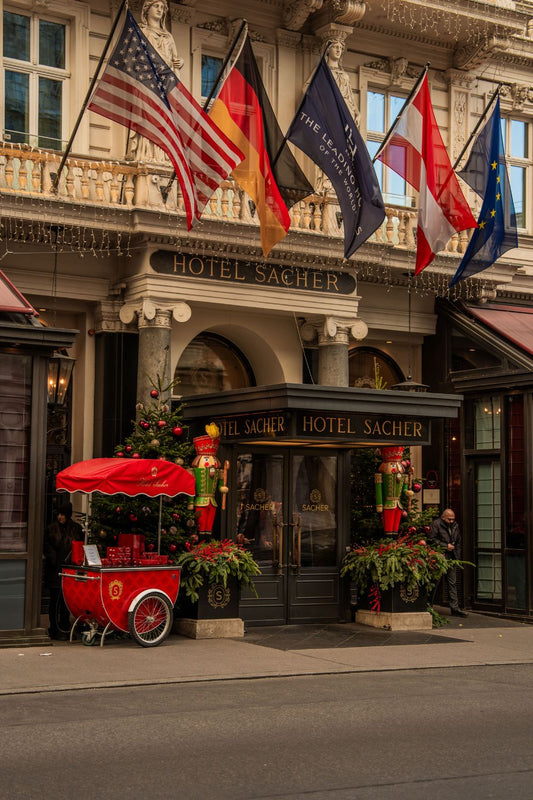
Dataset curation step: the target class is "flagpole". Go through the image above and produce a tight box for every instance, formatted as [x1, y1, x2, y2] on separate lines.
[451, 84, 501, 171]
[160, 19, 248, 204]
[51, 0, 128, 193]
[371, 63, 430, 163]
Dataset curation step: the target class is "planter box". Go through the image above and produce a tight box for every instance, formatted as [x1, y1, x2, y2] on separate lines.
[176, 578, 240, 620]
[356, 583, 432, 631]
[357, 583, 428, 614]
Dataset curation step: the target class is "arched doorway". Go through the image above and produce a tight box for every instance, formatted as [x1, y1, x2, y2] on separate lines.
[174, 332, 255, 396]
[349, 346, 403, 390]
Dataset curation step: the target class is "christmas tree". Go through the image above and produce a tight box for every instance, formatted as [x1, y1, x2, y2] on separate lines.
[89, 377, 196, 558]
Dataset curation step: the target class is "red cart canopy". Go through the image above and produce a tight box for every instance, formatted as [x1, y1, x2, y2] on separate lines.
[56, 458, 195, 498]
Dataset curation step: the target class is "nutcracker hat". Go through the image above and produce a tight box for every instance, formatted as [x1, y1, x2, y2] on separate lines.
[380, 446, 404, 462]
[193, 434, 220, 457]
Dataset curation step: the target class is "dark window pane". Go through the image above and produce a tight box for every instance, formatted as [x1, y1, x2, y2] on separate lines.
[3, 11, 30, 61]
[4, 70, 29, 144]
[349, 347, 403, 389]
[201, 55, 223, 97]
[39, 77, 62, 149]
[0, 354, 32, 553]
[0, 561, 26, 629]
[39, 19, 65, 69]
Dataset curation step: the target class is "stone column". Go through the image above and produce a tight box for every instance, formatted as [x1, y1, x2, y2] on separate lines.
[136, 301, 173, 406]
[317, 317, 350, 386]
[301, 315, 368, 387]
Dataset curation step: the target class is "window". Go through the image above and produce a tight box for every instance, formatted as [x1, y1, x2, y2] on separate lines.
[500, 116, 529, 229]
[474, 397, 501, 450]
[366, 90, 412, 207]
[3, 9, 67, 148]
[174, 333, 255, 397]
[349, 347, 403, 390]
[201, 54, 223, 100]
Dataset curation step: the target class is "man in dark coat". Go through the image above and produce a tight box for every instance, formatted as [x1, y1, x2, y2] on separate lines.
[43, 503, 83, 639]
[430, 508, 468, 617]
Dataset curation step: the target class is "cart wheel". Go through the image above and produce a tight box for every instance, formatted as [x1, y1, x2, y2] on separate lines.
[128, 591, 173, 647]
[82, 630, 96, 646]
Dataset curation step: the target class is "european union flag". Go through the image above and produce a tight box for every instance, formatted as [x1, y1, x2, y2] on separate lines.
[286, 58, 385, 259]
[450, 96, 518, 286]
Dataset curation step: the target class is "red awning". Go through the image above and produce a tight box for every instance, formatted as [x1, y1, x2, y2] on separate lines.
[0, 270, 36, 315]
[466, 304, 533, 357]
[56, 458, 195, 498]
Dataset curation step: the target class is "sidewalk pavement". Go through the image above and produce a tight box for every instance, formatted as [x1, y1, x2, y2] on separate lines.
[2, 610, 533, 696]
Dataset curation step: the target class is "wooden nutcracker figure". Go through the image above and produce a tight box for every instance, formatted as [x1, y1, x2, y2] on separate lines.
[374, 446, 411, 535]
[188, 423, 229, 537]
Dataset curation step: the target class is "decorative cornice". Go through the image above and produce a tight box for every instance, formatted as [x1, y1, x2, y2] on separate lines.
[283, 0, 324, 32]
[329, 0, 366, 25]
[500, 81, 533, 110]
[276, 28, 302, 48]
[444, 68, 475, 90]
[453, 34, 511, 70]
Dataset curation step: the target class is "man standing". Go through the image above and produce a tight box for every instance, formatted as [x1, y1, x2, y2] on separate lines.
[430, 508, 468, 618]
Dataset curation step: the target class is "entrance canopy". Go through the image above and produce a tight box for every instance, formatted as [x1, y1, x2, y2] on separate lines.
[56, 458, 195, 498]
[182, 384, 462, 448]
[466, 303, 533, 357]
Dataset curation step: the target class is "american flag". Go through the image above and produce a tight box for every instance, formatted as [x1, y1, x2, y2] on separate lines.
[88, 10, 243, 229]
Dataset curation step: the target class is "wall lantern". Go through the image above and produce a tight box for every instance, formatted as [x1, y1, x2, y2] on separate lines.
[47, 351, 75, 405]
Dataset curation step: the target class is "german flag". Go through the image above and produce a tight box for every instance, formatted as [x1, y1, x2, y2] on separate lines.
[210, 35, 313, 257]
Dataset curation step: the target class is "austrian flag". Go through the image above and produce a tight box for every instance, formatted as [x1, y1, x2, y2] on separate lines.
[377, 74, 477, 274]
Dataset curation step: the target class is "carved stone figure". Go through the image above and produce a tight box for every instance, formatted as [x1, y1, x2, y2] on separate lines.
[127, 0, 184, 164]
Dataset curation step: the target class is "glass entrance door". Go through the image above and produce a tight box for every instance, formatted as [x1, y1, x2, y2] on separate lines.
[235, 450, 340, 625]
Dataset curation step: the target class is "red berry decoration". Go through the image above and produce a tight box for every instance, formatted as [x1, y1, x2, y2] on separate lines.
[423, 525, 431, 534]
[168, 543, 177, 553]
[157, 420, 167, 428]
[116, 507, 121, 513]
[408, 525, 417, 534]
[172, 426, 183, 437]
[172, 513, 180, 520]
[150, 389, 159, 398]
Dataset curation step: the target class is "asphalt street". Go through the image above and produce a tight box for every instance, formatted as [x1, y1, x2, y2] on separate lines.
[3, 664, 533, 799]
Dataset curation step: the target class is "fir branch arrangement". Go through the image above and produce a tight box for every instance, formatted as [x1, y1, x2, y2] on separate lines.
[176, 539, 261, 602]
[341, 533, 467, 593]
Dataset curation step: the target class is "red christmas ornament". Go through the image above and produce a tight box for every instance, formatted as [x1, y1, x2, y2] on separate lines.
[147, 543, 155, 551]
[139, 420, 149, 430]
[125, 445, 132, 452]
[423, 525, 431, 534]
[408, 525, 417, 534]
[172, 513, 180, 520]
[117, 452, 124, 458]
[172, 426, 183, 437]
[168, 543, 177, 553]
[150, 389, 159, 398]
[412, 482, 422, 493]
[129, 514, 138, 522]
[157, 420, 167, 428]
[116, 507, 121, 513]
[132, 452, 140, 459]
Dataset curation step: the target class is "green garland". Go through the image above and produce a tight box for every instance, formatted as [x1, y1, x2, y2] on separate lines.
[341, 534, 468, 593]
[176, 539, 261, 602]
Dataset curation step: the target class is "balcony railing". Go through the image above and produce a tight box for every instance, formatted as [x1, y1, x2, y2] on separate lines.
[0, 143, 469, 256]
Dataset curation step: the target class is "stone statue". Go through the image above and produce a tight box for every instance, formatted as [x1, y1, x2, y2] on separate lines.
[306, 38, 360, 194]
[127, 0, 184, 164]
[324, 39, 360, 125]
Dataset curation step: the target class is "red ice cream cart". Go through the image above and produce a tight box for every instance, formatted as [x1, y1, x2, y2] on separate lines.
[56, 458, 195, 647]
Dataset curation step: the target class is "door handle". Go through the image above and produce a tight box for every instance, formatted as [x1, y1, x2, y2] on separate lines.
[272, 512, 284, 575]
[290, 514, 301, 574]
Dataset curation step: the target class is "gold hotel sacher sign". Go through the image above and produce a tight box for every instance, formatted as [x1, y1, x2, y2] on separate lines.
[211, 412, 429, 444]
[150, 251, 356, 294]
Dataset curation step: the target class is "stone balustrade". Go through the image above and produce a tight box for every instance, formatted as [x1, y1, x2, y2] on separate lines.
[0, 143, 469, 256]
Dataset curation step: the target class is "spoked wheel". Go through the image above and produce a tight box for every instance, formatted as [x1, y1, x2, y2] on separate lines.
[128, 591, 173, 647]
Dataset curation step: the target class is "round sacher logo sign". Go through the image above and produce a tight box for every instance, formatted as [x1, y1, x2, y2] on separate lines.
[108, 579, 124, 600]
